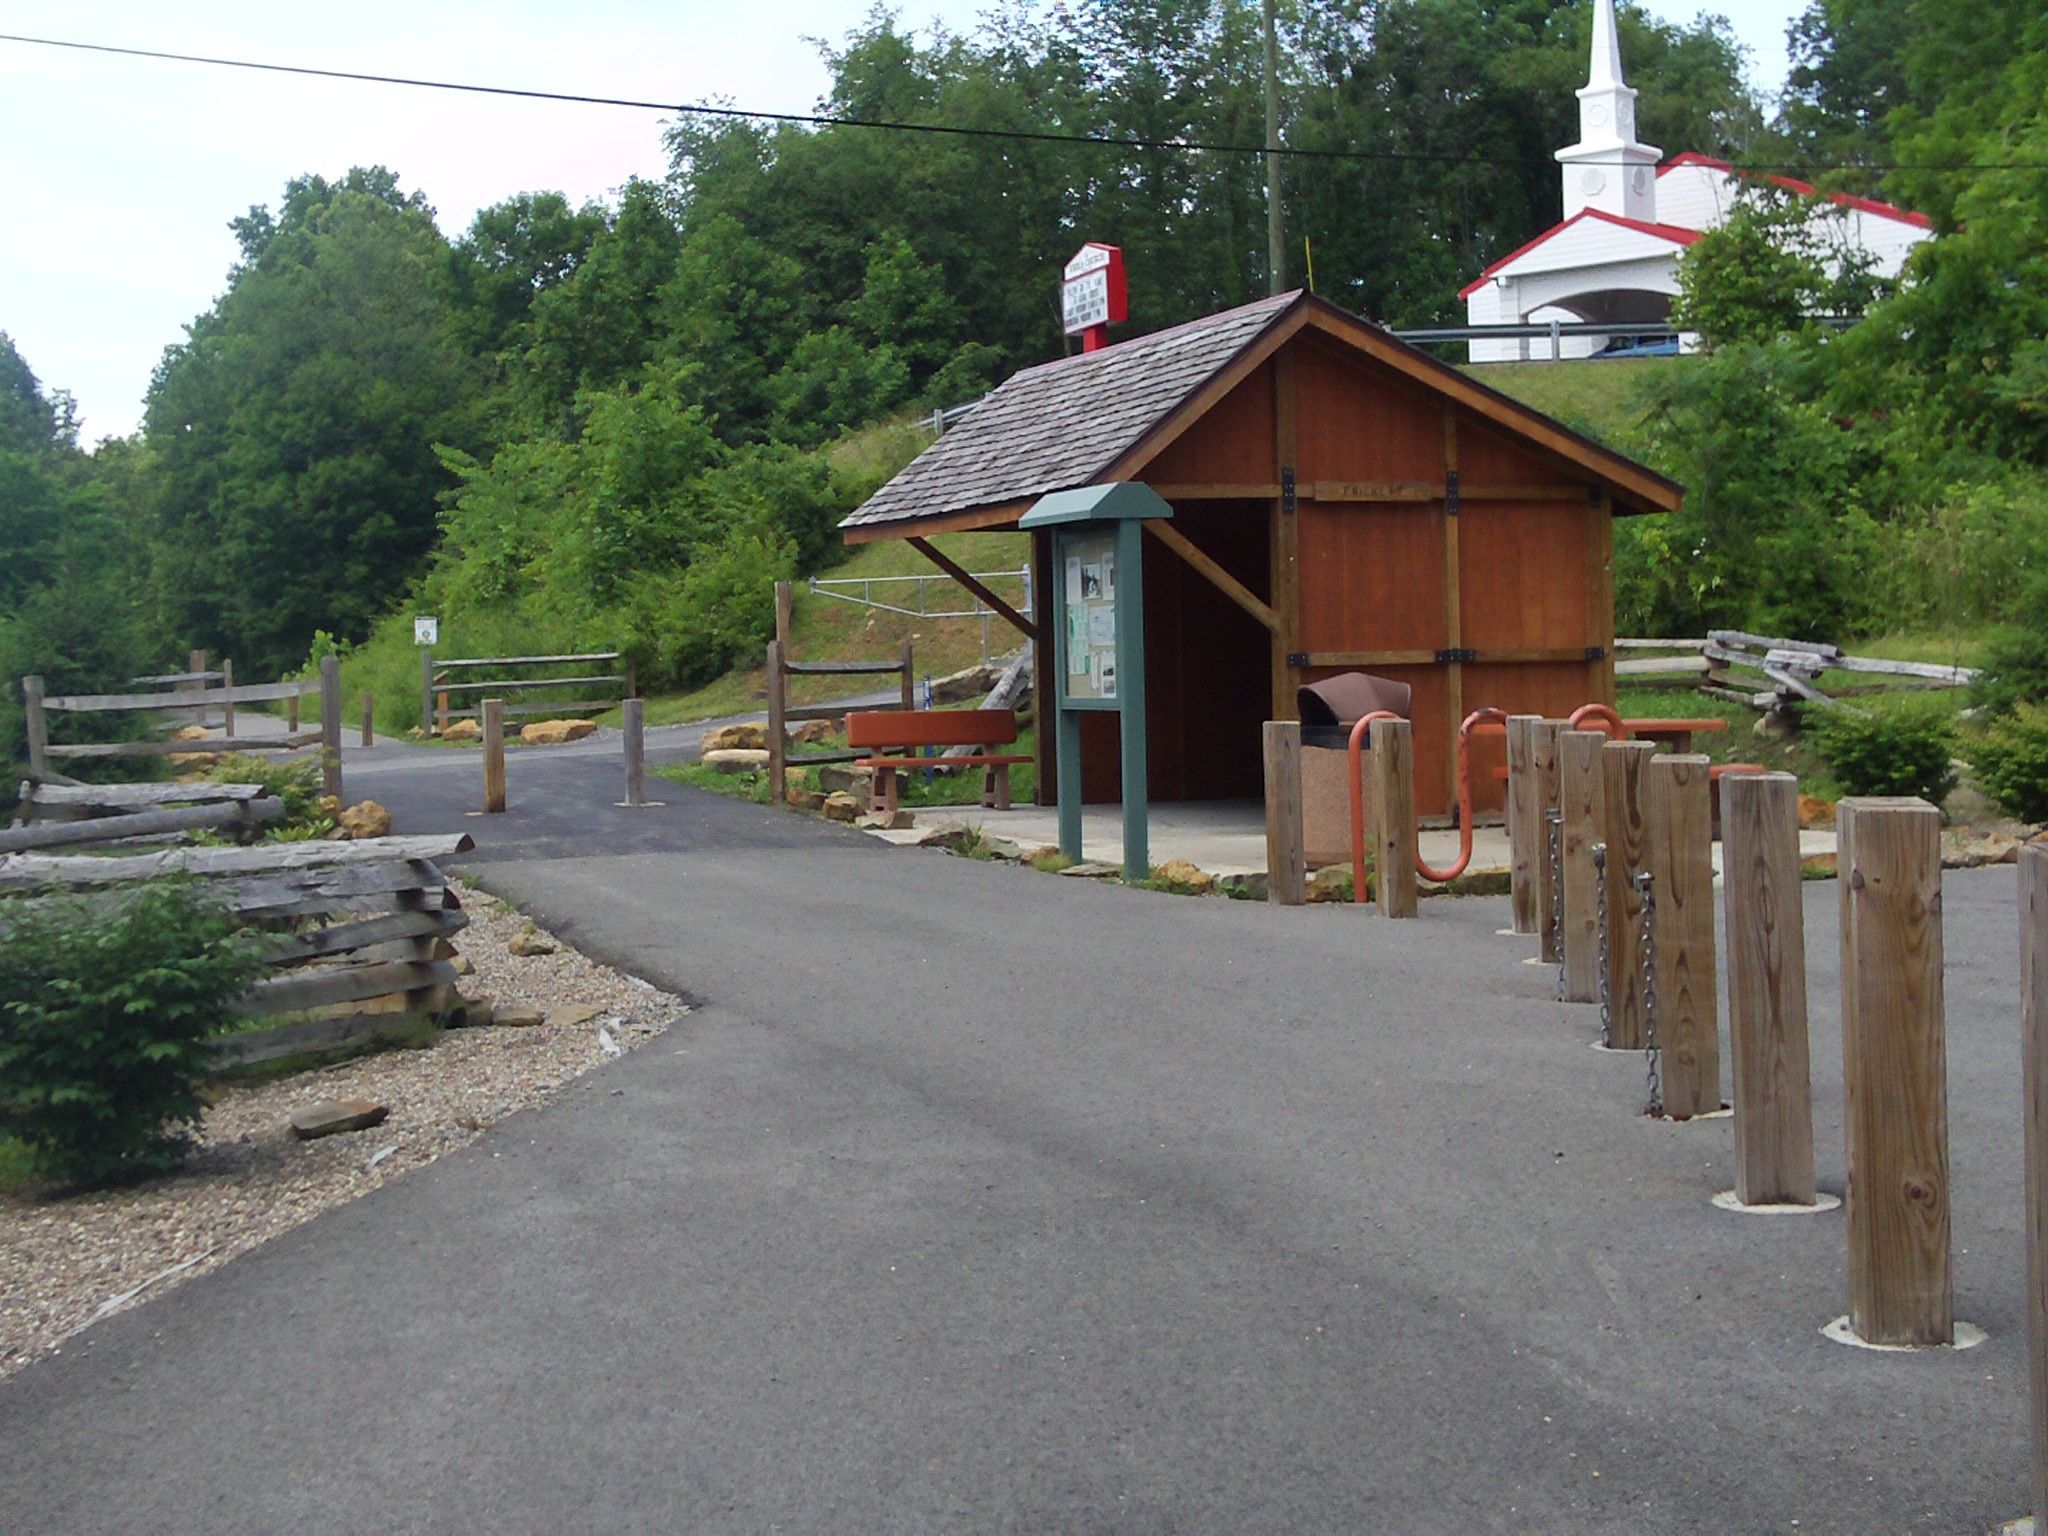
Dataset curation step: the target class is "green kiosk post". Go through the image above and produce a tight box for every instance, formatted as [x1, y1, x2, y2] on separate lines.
[1018, 483, 1171, 881]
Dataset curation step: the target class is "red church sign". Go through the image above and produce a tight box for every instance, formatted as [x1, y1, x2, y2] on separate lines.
[1061, 242, 1127, 352]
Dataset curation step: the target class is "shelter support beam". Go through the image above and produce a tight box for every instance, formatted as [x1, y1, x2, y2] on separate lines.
[907, 537, 1038, 642]
[1142, 522, 1278, 635]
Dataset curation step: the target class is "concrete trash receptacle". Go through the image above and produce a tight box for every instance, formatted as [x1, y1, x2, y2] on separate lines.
[1297, 674, 1414, 867]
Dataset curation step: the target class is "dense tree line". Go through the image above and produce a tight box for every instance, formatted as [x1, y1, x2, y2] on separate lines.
[3, 0, 2046, 763]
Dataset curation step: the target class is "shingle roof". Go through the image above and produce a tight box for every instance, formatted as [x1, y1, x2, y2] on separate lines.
[840, 290, 1303, 533]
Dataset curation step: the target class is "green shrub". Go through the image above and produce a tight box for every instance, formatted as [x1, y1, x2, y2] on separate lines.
[0, 881, 264, 1189]
[1971, 705, 2048, 823]
[1973, 569, 2048, 717]
[207, 753, 336, 837]
[1801, 700, 1959, 804]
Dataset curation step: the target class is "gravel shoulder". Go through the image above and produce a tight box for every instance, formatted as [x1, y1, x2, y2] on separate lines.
[0, 886, 686, 1381]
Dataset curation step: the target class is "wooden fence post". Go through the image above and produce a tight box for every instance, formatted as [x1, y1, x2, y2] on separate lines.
[1558, 729, 1605, 1003]
[624, 658, 637, 701]
[766, 641, 787, 806]
[221, 658, 235, 737]
[899, 637, 916, 710]
[1506, 715, 1543, 934]
[482, 698, 506, 813]
[318, 654, 343, 802]
[437, 686, 449, 738]
[1533, 720, 1562, 962]
[623, 697, 647, 807]
[22, 674, 48, 782]
[1370, 716, 1418, 919]
[2023, 844, 2048, 1522]
[287, 690, 299, 733]
[1838, 796, 1950, 1346]
[360, 692, 375, 748]
[1600, 739, 1656, 1049]
[184, 647, 208, 726]
[774, 579, 794, 651]
[1723, 772, 1817, 1206]
[420, 649, 434, 736]
[1262, 721, 1305, 906]
[1647, 754, 1719, 1119]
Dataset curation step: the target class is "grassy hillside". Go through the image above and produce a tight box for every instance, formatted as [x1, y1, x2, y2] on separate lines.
[1462, 356, 1679, 446]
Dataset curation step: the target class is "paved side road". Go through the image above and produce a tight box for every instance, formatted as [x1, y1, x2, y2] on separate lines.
[0, 743, 2034, 1531]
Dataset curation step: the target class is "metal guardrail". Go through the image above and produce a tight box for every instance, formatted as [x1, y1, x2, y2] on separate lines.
[809, 569, 1033, 664]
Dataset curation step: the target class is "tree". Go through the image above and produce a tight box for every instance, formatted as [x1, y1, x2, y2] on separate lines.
[1672, 190, 1883, 347]
[146, 175, 485, 673]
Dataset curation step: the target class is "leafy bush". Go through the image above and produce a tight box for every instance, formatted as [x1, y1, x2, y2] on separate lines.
[0, 881, 264, 1189]
[1801, 700, 1959, 804]
[208, 753, 336, 837]
[1973, 568, 2048, 717]
[1971, 705, 2048, 822]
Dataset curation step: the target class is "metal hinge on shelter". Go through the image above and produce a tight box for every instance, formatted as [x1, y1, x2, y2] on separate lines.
[1444, 470, 1461, 516]
[1435, 647, 1477, 664]
[1281, 468, 1297, 515]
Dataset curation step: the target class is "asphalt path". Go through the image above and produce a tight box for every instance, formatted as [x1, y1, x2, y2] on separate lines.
[0, 721, 2034, 1532]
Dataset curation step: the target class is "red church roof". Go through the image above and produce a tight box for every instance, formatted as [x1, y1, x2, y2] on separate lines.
[1656, 152, 1932, 229]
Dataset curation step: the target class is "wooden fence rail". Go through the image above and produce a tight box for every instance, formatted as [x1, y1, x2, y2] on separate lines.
[419, 650, 634, 734]
[0, 834, 476, 1071]
[765, 580, 915, 804]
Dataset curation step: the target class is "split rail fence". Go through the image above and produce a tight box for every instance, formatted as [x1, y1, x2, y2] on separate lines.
[764, 579, 913, 803]
[420, 650, 634, 736]
[1613, 630, 1979, 712]
[0, 833, 474, 1070]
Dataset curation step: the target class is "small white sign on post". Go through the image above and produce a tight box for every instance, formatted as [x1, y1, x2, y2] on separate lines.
[1062, 270, 1111, 333]
[413, 616, 439, 646]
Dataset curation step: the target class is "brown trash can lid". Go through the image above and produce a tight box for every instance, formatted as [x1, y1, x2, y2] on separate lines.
[1297, 672, 1413, 727]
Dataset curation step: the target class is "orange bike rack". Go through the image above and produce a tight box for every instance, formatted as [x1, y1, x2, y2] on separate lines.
[1346, 706, 1511, 903]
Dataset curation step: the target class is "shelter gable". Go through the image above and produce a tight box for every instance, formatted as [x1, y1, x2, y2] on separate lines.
[1293, 338, 1444, 485]
[1142, 360, 1276, 488]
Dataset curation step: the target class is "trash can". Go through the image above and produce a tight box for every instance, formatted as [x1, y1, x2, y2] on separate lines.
[1295, 673, 1414, 865]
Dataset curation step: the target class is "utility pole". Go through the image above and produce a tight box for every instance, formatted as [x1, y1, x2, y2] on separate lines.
[1264, 0, 1284, 294]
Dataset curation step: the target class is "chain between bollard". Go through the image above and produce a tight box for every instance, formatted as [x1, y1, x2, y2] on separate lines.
[1547, 809, 1565, 1000]
[1593, 842, 1611, 1046]
[1635, 868, 1663, 1117]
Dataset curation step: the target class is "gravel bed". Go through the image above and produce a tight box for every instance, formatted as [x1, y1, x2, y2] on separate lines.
[0, 887, 685, 1381]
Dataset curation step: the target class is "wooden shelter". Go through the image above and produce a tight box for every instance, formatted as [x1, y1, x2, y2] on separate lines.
[841, 290, 1683, 816]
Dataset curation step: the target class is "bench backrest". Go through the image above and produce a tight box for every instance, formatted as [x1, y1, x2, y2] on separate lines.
[845, 708, 1018, 750]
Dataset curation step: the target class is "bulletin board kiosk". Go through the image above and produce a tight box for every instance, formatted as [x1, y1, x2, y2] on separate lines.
[1018, 482, 1171, 879]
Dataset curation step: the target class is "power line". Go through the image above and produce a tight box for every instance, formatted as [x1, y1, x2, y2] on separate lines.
[3, 30, 2044, 176]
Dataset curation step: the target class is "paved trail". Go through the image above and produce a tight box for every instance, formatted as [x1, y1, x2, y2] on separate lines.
[0, 726, 2032, 1532]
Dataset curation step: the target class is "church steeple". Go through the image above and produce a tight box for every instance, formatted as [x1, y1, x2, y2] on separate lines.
[1555, 0, 1661, 222]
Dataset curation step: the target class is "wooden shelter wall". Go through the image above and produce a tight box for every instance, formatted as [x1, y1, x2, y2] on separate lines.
[1142, 362, 1275, 486]
[1293, 340, 1444, 483]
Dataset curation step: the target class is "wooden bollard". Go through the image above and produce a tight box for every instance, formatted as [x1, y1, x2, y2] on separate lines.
[623, 697, 647, 808]
[1838, 796, 1949, 1346]
[1262, 721, 1305, 906]
[1647, 754, 1718, 1119]
[2023, 844, 2048, 1522]
[287, 692, 300, 732]
[360, 691, 375, 748]
[419, 649, 435, 736]
[1533, 720, 1562, 963]
[482, 698, 506, 813]
[1558, 729, 1606, 1002]
[221, 658, 235, 736]
[766, 640, 787, 806]
[1370, 716, 1417, 919]
[1600, 739, 1656, 1048]
[1722, 772, 1817, 1205]
[318, 653, 343, 801]
[1506, 715, 1543, 934]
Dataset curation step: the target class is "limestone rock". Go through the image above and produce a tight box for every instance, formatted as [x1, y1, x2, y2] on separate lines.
[1944, 828, 2024, 869]
[289, 1099, 389, 1140]
[818, 764, 873, 796]
[1151, 858, 1214, 894]
[1751, 712, 1793, 740]
[701, 721, 768, 754]
[173, 725, 211, 742]
[822, 791, 862, 823]
[337, 800, 392, 840]
[451, 952, 474, 977]
[1058, 861, 1120, 879]
[859, 809, 915, 831]
[703, 748, 771, 774]
[546, 1003, 606, 1028]
[450, 994, 492, 1027]
[1216, 871, 1269, 901]
[1306, 865, 1357, 903]
[443, 718, 482, 741]
[1800, 852, 1838, 878]
[166, 752, 219, 770]
[915, 822, 975, 851]
[930, 663, 1001, 704]
[1797, 795, 1835, 829]
[520, 718, 598, 745]
[784, 768, 809, 793]
[508, 926, 557, 957]
[494, 1003, 545, 1028]
[787, 788, 825, 812]
[789, 719, 834, 745]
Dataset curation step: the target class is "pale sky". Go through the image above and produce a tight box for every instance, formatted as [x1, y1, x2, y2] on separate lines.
[0, 1, 1808, 444]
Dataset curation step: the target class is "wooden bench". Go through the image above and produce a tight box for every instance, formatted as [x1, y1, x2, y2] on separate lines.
[845, 709, 1029, 816]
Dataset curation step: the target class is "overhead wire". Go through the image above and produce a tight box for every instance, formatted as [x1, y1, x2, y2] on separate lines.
[2, 30, 2043, 176]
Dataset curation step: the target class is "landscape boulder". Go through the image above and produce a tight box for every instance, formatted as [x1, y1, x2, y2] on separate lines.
[443, 718, 482, 741]
[818, 763, 872, 795]
[546, 1003, 605, 1028]
[493, 1003, 546, 1028]
[789, 719, 834, 745]
[1306, 865, 1356, 903]
[520, 718, 598, 746]
[1151, 859, 1214, 894]
[508, 926, 558, 957]
[702, 748, 771, 774]
[336, 800, 392, 840]
[173, 725, 211, 742]
[930, 663, 1001, 704]
[859, 809, 916, 831]
[289, 1099, 389, 1140]
[821, 792, 862, 823]
[701, 722, 768, 754]
[1797, 794, 1836, 829]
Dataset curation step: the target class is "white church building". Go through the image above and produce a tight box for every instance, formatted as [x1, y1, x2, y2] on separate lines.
[1462, 0, 1931, 362]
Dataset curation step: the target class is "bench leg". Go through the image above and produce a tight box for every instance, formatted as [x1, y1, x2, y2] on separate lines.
[994, 762, 1012, 811]
[875, 765, 898, 817]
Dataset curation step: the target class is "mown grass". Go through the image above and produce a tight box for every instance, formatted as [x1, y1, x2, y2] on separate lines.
[654, 713, 1039, 810]
[1463, 356, 1678, 445]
